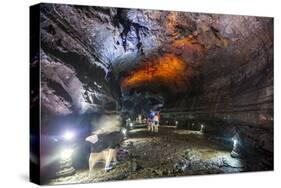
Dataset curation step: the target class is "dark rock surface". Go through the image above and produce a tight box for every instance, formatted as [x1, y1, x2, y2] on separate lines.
[38, 3, 273, 167]
[49, 127, 271, 184]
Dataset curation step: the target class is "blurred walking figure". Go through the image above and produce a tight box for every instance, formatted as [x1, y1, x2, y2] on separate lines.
[147, 110, 155, 132]
[126, 117, 132, 129]
[85, 115, 124, 175]
[136, 114, 142, 124]
[147, 117, 151, 132]
[152, 112, 160, 133]
[86, 131, 123, 174]
[153, 112, 160, 133]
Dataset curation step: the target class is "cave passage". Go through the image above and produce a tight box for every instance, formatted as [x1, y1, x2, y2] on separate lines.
[50, 126, 247, 184]
[36, 4, 273, 184]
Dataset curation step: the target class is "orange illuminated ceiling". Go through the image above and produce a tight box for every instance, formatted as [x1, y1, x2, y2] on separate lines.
[120, 13, 205, 93]
[121, 54, 193, 92]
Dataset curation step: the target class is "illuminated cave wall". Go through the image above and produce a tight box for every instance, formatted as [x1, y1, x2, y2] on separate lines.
[39, 4, 273, 152]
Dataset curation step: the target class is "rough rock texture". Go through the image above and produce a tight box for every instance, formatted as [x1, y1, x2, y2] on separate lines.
[40, 5, 121, 116]
[50, 127, 272, 185]
[39, 4, 273, 155]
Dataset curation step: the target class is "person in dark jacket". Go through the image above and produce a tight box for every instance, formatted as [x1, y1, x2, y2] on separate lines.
[86, 131, 124, 173]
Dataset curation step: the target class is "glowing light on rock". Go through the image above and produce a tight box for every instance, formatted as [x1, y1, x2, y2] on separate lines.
[120, 24, 205, 93]
[121, 54, 192, 91]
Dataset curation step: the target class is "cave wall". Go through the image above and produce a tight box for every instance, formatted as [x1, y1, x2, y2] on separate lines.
[39, 4, 125, 117]
[180, 16, 273, 125]
[37, 3, 273, 153]
[162, 17, 273, 153]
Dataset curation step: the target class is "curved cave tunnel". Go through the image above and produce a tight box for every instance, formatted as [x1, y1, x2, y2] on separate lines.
[37, 4, 273, 184]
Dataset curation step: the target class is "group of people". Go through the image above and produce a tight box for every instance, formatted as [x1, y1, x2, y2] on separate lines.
[147, 110, 160, 133]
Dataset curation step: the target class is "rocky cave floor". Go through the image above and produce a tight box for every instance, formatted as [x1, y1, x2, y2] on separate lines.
[49, 126, 271, 185]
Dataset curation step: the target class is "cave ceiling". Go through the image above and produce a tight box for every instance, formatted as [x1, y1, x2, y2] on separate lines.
[40, 4, 273, 115]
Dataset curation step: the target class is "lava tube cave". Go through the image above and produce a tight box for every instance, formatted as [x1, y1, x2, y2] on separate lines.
[32, 4, 273, 184]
